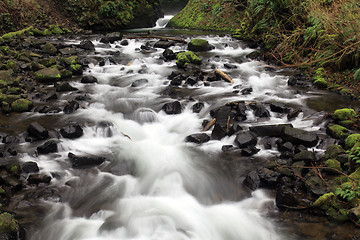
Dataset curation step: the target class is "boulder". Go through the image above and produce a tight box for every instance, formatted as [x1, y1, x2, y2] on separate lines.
[241, 146, 260, 156]
[162, 101, 182, 115]
[281, 126, 319, 147]
[27, 174, 51, 184]
[249, 124, 292, 137]
[224, 63, 237, 69]
[332, 108, 356, 122]
[11, 99, 33, 112]
[27, 122, 49, 140]
[60, 124, 83, 139]
[188, 39, 214, 52]
[63, 101, 80, 114]
[42, 42, 57, 55]
[163, 48, 176, 60]
[249, 103, 270, 118]
[78, 39, 95, 51]
[21, 162, 39, 173]
[257, 167, 280, 187]
[37, 140, 58, 155]
[243, 170, 260, 190]
[154, 40, 175, 49]
[324, 144, 344, 160]
[270, 102, 291, 113]
[192, 102, 204, 113]
[59, 47, 78, 55]
[81, 76, 98, 84]
[210, 106, 236, 126]
[211, 124, 227, 140]
[276, 186, 298, 208]
[176, 51, 201, 68]
[326, 124, 350, 140]
[56, 82, 78, 92]
[35, 68, 61, 82]
[68, 152, 105, 168]
[100, 32, 123, 44]
[234, 131, 258, 148]
[287, 108, 302, 120]
[293, 150, 317, 165]
[131, 79, 148, 87]
[185, 133, 210, 144]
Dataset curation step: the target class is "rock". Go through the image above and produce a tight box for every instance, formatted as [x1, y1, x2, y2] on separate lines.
[11, 99, 33, 112]
[185, 133, 210, 144]
[249, 103, 270, 118]
[211, 124, 227, 140]
[27, 174, 51, 184]
[249, 124, 292, 137]
[176, 51, 201, 68]
[56, 82, 78, 92]
[313, 78, 328, 89]
[154, 40, 175, 49]
[69, 64, 83, 75]
[281, 126, 319, 147]
[326, 124, 350, 140]
[293, 150, 317, 164]
[63, 56, 79, 66]
[59, 47, 78, 55]
[81, 76, 98, 84]
[234, 131, 258, 148]
[0, 69, 14, 84]
[241, 87, 253, 95]
[235, 102, 247, 121]
[60, 69, 73, 79]
[120, 40, 128, 46]
[63, 101, 80, 114]
[163, 48, 176, 60]
[344, 134, 360, 149]
[324, 144, 344, 160]
[131, 79, 148, 87]
[100, 32, 123, 44]
[37, 140, 58, 155]
[42, 42, 57, 55]
[188, 39, 214, 52]
[332, 108, 356, 122]
[167, 71, 181, 80]
[276, 186, 298, 208]
[185, 77, 198, 86]
[224, 63, 237, 69]
[0, 212, 23, 238]
[35, 68, 61, 82]
[27, 122, 49, 140]
[243, 170, 260, 190]
[192, 102, 204, 113]
[278, 141, 295, 153]
[162, 101, 182, 115]
[60, 124, 83, 139]
[241, 146, 260, 156]
[323, 159, 342, 174]
[270, 102, 291, 113]
[349, 206, 360, 221]
[287, 108, 302, 120]
[21, 162, 39, 173]
[257, 167, 280, 187]
[210, 106, 236, 126]
[78, 39, 95, 51]
[221, 145, 233, 151]
[68, 152, 105, 168]
[2, 176, 22, 190]
[288, 73, 309, 87]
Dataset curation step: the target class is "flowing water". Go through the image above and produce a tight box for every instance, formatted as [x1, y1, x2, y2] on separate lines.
[21, 19, 360, 240]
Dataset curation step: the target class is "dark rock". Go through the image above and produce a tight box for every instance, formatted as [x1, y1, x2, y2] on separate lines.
[2, 135, 20, 144]
[37, 140, 58, 155]
[241, 147, 260, 156]
[163, 48, 176, 60]
[235, 102, 247, 121]
[167, 71, 181, 80]
[131, 79, 148, 87]
[241, 87, 253, 95]
[257, 167, 280, 187]
[56, 82, 78, 92]
[293, 150, 317, 165]
[100, 32, 123, 44]
[81, 76, 98, 84]
[288, 73, 310, 87]
[291, 161, 307, 176]
[60, 124, 83, 139]
[250, 124, 292, 137]
[224, 63, 237, 69]
[120, 40, 129, 46]
[78, 39, 95, 51]
[27, 122, 49, 140]
[211, 124, 227, 140]
[27, 174, 51, 184]
[234, 131, 258, 148]
[243, 170, 260, 190]
[278, 141, 295, 152]
[170, 75, 184, 86]
[276, 186, 298, 208]
[192, 102, 204, 113]
[287, 108, 302, 120]
[162, 101, 182, 115]
[210, 106, 236, 126]
[63, 101, 80, 114]
[3, 176, 22, 190]
[281, 126, 319, 147]
[250, 103, 270, 118]
[270, 102, 291, 113]
[185, 133, 210, 144]
[221, 145, 233, 151]
[43, 92, 58, 102]
[185, 77, 198, 86]
[154, 40, 175, 49]
[68, 152, 105, 168]
[161, 86, 177, 97]
[188, 39, 214, 52]
[21, 162, 39, 173]
[59, 47, 78, 55]
[227, 124, 243, 136]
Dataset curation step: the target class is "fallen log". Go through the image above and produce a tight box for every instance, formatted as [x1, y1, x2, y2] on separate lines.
[215, 69, 234, 84]
[202, 118, 216, 132]
[128, 35, 187, 44]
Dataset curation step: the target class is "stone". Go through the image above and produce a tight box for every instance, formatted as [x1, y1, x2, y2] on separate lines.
[27, 122, 49, 140]
[68, 152, 105, 168]
[249, 103, 270, 118]
[257, 167, 280, 187]
[224, 63, 237, 69]
[185, 133, 210, 144]
[323, 159, 342, 174]
[78, 39, 95, 51]
[37, 140, 58, 155]
[154, 40, 175, 49]
[234, 131, 258, 148]
[192, 102, 204, 113]
[27, 174, 51, 184]
[210, 106, 236, 126]
[42, 42, 57, 55]
[176, 51, 201, 68]
[59, 47, 78, 55]
[11, 99, 33, 112]
[344, 134, 360, 149]
[287, 108, 302, 120]
[332, 108, 356, 122]
[188, 39, 214, 52]
[56, 82, 78, 92]
[63, 101, 80, 114]
[235, 102, 247, 121]
[211, 124, 227, 140]
[241, 146, 260, 156]
[293, 150, 317, 164]
[0, 69, 14, 84]
[60, 124, 83, 139]
[249, 124, 292, 137]
[185, 77, 198, 86]
[276, 186, 298, 208]
[313, 78, 328, 89]
[100, 32, 123, 44]
[241, 87, 253, 95]
[281, 126, 319, 147]
[35, 68, 61, 82]
[243, 170, 260, 190]
[167, 71, 181, 80]
[63, 56, 79, 66]
[326, 124, 349, 140]
[162, 101, 182, 115]
[270, 102, 291, 113]
[131, 79, 148, 87]
[324, 144, 344, 160]
[120, 40, 129, 46]
[81, 76, 98, 84]
[21, 162, 39, 173]
[162, 48, 176, 60]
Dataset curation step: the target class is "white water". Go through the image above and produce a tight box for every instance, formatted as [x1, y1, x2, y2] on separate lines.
[154, 15, 174, 28]
[25, 34, 323, 240]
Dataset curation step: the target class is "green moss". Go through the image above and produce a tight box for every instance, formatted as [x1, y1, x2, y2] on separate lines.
[188, 39, 210, 51]
[70, 64, 81, 71]
[0, 213, 19, 233]
[64, 56, 79, 66]
[176, 51, 201, 68]
[313, 192, 338, 210]
[11, 98, 33, 112]
[42, 42, 57, 55]
[345, 134, 360, 149]
[324, 159, 342, 173]
[0, 26, 33, 42]
[339, 120, 355, 129]
[30, 28, 45, 36]
[49, 25, 64, 34]
[326, 207, 349, 222]
[7, 88, 21, 95]
[333, 108, 356, 122]
[0, 80, 7, 88]
[1, 101, 11, 114]
[35, 68, 61, 82]
[324, 144, 344, 160]
[0, 46, 11, 55]
[349, 168, 360, 179]
[327, 124, 349, 140]
[313, 77, 328, 88]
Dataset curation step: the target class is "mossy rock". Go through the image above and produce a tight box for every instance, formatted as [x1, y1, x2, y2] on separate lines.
[11, 98, 33, 112]
[332, 108, 356, 122]
[1, 94, 20, 105]
[188, 39, 213, 52]
[324, 144, 344, 160]
[1, 101, 11, 114]
[345, 134, 360, 149]
[326, 207, 349, 222]
[0, 46, 11, 55]
[324, 159, 342, 174]
[64, 56, 79, 66]
[7, 88, 21, 95]
[176, 51, 201, 68]
[339, 120, 355, 129]
[0, 80, 7, 89]
[0, 213, 19, 233]
[31, 28, 45, 36]
[327, 124, 349, 140]
[313, 78, 328, 89]
[60, 69, 72, 79]
[0, 69, 15, 84]
[313, 192, 338, 210]
[69, 64, 83, 75]
[42, 42, 57, 55]
[38, 58, 57, 68]
[35, 68, 61, 82]
[50, 26, 64, 35]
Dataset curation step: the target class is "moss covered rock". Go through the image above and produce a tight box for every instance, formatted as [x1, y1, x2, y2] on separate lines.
[332, 108, 356, 122]
[324, 159, 342, 173]
[0, 212, 19, 233]
[176, 51, 201, 68]
[339, 120, 355, 129]
[313, 192, 349, 222]
[345, 134, 360, 149]
[69, 64, 83, 75]
[313, 77, 328, 89]
[64, 56, 79, 66]
[324, 144, 344, 160]
[327, 124, 349, 140]
[188, 39, 213, 52]
[11, 98, 33, 112]
[42, 42, 58, 55]
[35, 68, 61, 82]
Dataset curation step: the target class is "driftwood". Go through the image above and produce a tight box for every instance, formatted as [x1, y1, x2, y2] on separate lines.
[214, 69, 234, 84]
[128, 35, 187, 44]
[202, 118, 216, 132]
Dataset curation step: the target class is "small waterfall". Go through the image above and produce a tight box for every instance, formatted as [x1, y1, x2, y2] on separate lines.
[154, 15, 174, 28]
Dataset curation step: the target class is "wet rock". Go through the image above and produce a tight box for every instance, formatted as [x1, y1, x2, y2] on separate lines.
[249, 124, 292, 137]
[161, 86, 177, 97]
[249, 103, 270, 118]
[221, 145, 233, 151]
[210, 106, 236, 126]
[278, 141, 295, 153]
[176, 51, 201, 68]
[63, 101, 80, 114]
[211, 124, 227, 140]
[185, 133, 210, 144]
[241, 147, 260, 156]
[162, 101, 182, 115]
[2, 176, 22, 190]
[257, 167, 280, 187]
[192, 102, 204, 113]
[243, 170, 260, 190]
[43, 92, 58, 102]
[287, 108, 302, 120]
[27, 174, 51, 184]
[27, 122, 49, 140]
[276, 186, 298, 208]
[11, 99, 33, 113]
[42, 42, 57, 55]
[167, 71, 181, 80]
[288, 73, 309, 86]
[60, 124, 83, 139]
[163, 48, 176, 60]
[78, 39, 95, 51]
[281, 126, 319, 147]
[68, 152, 105, 168]
[235, 102, 247, 121]
[241, 87, 253, 95]
[21, 162, 39, 173]
[81, 76, 98, 84]
[293, 150, 317, 165]
[234, 131, 258, 148]
[35, 68, 61, 82]
[224, 63, 237, 69]
[185, 77, 198, 86]
[55, 82, 78, 92]
[120, 40, 129, 46]
[131, 79, 148, 87]
[170, 75, 184, 86]
[154, 40, 174, 49]
[270, 102, 291, 113]
[37, 140, 58, 155]
[59, 47, 78, 55]
[188, 39, 214, 52]
[100, 32, 123, 44]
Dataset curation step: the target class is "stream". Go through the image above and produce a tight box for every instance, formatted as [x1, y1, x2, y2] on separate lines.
[10, 17, 360, 240]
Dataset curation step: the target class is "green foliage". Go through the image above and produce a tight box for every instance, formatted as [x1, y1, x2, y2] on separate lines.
[348, 146, 360, 164]
[335, 181, 360, 201]
[99, 1, 117, 17]
[0, 213, 18, 232]
[354, 68, 360, 81]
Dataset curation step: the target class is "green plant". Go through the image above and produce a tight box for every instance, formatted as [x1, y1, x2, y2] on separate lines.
[335, 181, 360, 201]
[99, 1, 117, 17]
[348, 146, 360, 164]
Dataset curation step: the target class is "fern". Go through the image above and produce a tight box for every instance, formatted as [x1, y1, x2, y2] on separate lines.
[354, 68, 360, 81]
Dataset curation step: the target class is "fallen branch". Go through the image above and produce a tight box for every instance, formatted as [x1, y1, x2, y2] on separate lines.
[127, 35, 187, 44]
[214, 69, 234, 84]
[202, 118, 216, 132]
